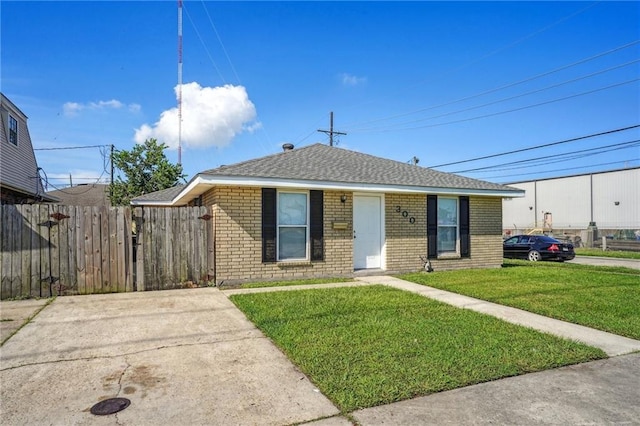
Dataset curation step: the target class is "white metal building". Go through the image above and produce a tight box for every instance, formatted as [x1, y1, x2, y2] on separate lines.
[502, 167, 640, 232]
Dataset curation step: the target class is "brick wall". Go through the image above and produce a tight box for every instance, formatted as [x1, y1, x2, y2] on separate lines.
[430, 196, 503, 271]
[204, 186, 353, 285]
[385, 193, 427, 271]
[204, 187, 504, 284]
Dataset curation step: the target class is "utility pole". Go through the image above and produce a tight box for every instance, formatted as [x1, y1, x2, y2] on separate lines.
[110, 144, 115, 185]
[317, 111, 346, 146]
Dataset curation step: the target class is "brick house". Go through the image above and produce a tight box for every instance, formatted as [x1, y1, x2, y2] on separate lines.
[132, 143, 523, 285]
[1, 93, 56, 204]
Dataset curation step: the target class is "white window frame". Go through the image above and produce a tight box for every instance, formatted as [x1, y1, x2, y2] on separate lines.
[276, 190, 310, 261]
[437, 197, 459, 255]
[8, 115, 18, 146]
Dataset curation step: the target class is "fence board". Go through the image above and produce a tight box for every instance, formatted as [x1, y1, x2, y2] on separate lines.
[49, 205, 60, 296]
[134, 207, 144, 291]
[19, 205, 33, 298]
[67, 206, 78, 294]
[1, 206, 14, 299]
[77, 206, 87, 294]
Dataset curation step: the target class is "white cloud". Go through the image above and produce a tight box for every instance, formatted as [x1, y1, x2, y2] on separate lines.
[63, 98, 140, 117]
[341, 73, 367, 87]
[134, 82, 258, 149]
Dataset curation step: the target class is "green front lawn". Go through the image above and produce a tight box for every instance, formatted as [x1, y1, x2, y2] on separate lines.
[400, 260, 640, 339]
[231, 285, 604, 412]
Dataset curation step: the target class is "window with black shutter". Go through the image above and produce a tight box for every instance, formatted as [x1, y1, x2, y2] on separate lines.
[427, 195, 470, 258]
[261, 188, 324, 262]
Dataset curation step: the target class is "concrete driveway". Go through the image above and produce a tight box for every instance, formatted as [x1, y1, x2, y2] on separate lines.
[0, 288, 339, 425]
[568, 255, 640, 270]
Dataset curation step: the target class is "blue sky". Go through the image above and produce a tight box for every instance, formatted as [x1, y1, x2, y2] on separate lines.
[2, 1, 639, 190]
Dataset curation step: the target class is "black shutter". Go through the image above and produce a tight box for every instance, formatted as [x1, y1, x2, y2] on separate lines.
[427, 195, 438, 259]
[310, 190, 324, 261]
[262, 188, 277, 262]
[460, 196, 470, 258]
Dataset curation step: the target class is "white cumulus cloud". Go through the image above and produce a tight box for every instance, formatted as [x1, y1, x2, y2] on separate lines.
[134, 82, 258, 149]
[63, 99, 140, 117]
[341, 73, 367, 87]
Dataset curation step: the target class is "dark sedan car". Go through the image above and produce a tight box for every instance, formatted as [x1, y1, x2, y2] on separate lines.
[503, 235, 575, 262]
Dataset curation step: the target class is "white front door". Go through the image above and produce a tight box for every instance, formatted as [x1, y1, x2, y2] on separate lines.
[353, 195, 382, 269]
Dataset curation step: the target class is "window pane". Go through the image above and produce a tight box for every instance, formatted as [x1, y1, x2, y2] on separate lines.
[279, 227, 306, 259]
[438, 226, 457, 252]
[278, 193, 307, 225]
[438, 198, 457, 225]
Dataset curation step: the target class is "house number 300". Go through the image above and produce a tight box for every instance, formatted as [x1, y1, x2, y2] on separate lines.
[395, 206, 415, 224]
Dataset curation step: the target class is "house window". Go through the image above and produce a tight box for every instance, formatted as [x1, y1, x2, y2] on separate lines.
[9, 115, 18, 146]
[277, 191, 309, 260]
[437, 198, 458, 253]
[262, 188, 323, 263]
[427, 195, 470, 259]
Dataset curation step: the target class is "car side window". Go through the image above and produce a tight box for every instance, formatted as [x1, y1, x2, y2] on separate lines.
[505, 237, 518, 245]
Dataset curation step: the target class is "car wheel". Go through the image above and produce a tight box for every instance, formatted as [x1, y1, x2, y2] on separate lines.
[528, 250, 541, 261]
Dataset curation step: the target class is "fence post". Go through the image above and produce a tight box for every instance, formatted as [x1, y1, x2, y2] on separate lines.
[134, 207, 145, 291]
[602, 236, 607, 251]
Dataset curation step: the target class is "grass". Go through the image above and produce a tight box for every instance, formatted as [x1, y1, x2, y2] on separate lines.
[230, 285, 605, 412]
[575, 247, 640, 259]
[400, 259, 640, 339]
[226, 277, 354, 289]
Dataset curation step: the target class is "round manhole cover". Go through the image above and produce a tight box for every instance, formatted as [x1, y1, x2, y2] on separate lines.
[90, 398, 131, 415]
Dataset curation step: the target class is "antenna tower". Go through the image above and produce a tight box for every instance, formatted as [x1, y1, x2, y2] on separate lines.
[177, 0, 183, 165]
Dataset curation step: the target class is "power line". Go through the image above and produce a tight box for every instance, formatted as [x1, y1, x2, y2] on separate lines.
[342, 39, 640, 130]
[339, 1, 604, 123]
[367, 78, 639, 133]
[452, 139, 640, 173]
[430, 125, 639, 168]
[351, 59, 640, 132]
[486, 159, 640, 181]
[34, 144, 109, 151]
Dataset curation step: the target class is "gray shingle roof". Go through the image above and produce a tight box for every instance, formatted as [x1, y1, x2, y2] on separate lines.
[131, 185, 185, 202]
[47, 184, 110, 206]
[201, 143, 519, 193]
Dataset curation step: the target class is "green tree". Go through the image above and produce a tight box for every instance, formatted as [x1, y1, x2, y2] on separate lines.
[109, 138, 185, 206]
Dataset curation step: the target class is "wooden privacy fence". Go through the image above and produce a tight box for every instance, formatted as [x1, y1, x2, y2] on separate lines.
[0, 204, 213, 300]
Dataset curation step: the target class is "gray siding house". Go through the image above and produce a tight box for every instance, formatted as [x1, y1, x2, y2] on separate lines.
[1, 93, 55, 204]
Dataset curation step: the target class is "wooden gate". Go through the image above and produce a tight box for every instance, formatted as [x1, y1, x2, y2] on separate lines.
[133, 206, 214, 291]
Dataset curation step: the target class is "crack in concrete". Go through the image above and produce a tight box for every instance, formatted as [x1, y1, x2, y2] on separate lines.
[113, 357, 131, 426]
[0, 334, 268, 372]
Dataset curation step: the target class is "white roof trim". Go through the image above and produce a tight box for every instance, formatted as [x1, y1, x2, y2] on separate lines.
[131, 174, 524, 206]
